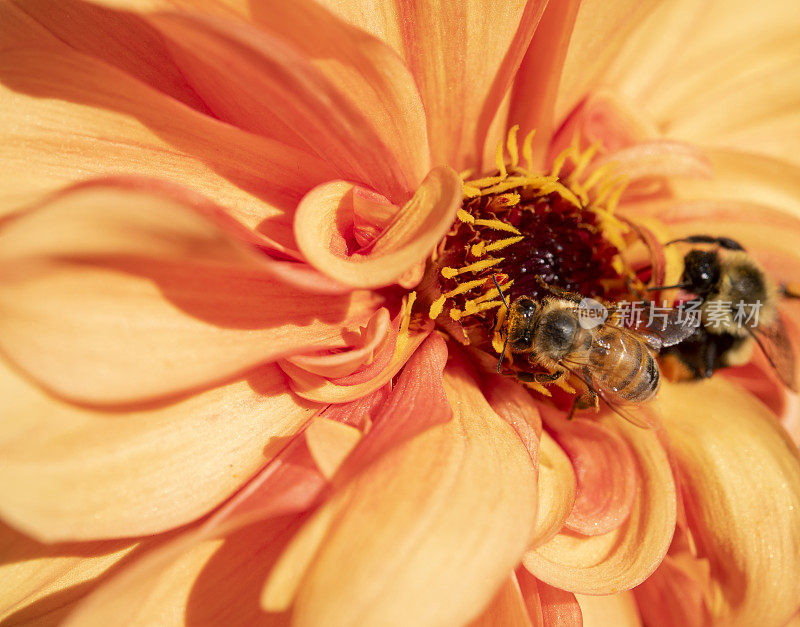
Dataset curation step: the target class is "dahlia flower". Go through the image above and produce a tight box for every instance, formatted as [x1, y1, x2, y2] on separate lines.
[1, 0, 799, 626]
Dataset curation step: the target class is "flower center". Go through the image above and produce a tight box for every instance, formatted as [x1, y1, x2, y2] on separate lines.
[421, 128, 636, 387]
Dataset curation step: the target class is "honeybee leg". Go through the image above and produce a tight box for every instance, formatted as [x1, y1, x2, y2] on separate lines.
[532, 370, 565, 384]
[567, 389, 598, 420]
[534, 276, 583, 304]
[665, 235, 745, 251]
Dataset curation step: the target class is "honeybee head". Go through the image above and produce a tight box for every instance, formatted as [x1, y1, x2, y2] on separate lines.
[534, 306, 579, 360]
[682, 250, 720, 296]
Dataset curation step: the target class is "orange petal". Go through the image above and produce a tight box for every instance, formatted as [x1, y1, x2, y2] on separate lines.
[524, 414, 676, 594]
[0, 522, 140, 624]
[467, 574, 533, 627]
[270, 352, 538, 626]
[659, 377, 800, 626]
[0, 181, 379, 404]
[0, 355, 315, 542]
[537, 580, 583, 627]
[593, 140, 712, 183]
[65, 517, 299, 627]
[396, 0, 547, 170]
[144, 7, 427, 201]
[531, 431, 576, 547]
[577, 591, 642, 627]
[294, 167, 462, 288]
[5, 0, 207, 111]
[509, 0, 581, 167]
[636, 1, 800, 167]
[547, 416, 638, 537]
[304, 418, 362, 481]
[0, 48, 333, 252]
[553, 0, 662, 124]
[285, 308, 392, 379]
[483, 375, 543, 466]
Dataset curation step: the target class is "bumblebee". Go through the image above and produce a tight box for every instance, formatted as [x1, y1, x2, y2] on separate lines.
[656, 235, 797, 390]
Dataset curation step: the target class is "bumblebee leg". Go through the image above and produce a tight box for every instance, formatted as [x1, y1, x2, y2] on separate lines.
[535, 276, 583, 303]
[702, 340, 717, 379]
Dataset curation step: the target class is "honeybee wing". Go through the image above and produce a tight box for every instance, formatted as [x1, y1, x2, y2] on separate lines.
[607, 301, 697, 351]
[747, 311, 798, 392]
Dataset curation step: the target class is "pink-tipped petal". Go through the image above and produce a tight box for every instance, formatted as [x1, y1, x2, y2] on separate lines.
[0, 181, 379, 405]
[295, 167, 462, 289]
[524, 414, 676, 594]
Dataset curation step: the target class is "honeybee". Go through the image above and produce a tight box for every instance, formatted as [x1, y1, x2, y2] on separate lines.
[655, 235, 797, 390]
[493, 277, 694, 425]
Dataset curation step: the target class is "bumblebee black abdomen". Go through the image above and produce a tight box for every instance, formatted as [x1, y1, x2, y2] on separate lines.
[590, 328, 660, 403]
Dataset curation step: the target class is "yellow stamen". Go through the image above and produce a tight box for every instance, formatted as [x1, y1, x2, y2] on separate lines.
[522, 129, 536, 172]
[470, 240, 487, 257]
[459, 169, 474, 180]
[570, 142, 600, 180]
[582, 162, 616, 193]
[441, 257, 503, 279]
[551, 145, 574, 178]
[428, 295, 446, 319]
[473, 219, 520, 234]
[462, 300, 503, 316]
[495, 139, 508, 178]
[484, 235, 524, 253]
[474, 280, 513, 304]
[443, 277, 488, 298]
[506, 125, 519, 169]
[457, 208, 475, 223]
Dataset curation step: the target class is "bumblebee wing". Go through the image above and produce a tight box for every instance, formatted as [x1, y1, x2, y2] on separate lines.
[749, 312, 798, 391]
[559, 361, 660, 430]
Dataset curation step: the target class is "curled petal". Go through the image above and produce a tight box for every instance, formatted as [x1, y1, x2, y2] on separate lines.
[659, 378, 800, 626]
[531, 431, 576, 547]
[483, 376, 543, 466]
[547, 417, 638, 537]
[286, 308, 392, 379]
[524, 415, 676, 594]
[0, 181, 379, 404]
[0, 357, 314, 542]
[268, 352, 537, 626]
[295, 167, 461, 288]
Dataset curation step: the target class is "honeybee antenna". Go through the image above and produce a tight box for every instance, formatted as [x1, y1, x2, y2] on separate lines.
[493, 275, 511, 374]
[493, 275, 510, 311]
